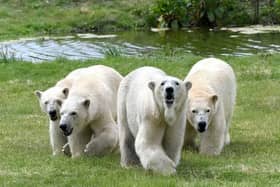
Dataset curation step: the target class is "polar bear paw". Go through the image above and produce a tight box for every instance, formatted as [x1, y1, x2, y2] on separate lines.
[84, 140, 109, 157]
[146, 157, 176, 176]
[62, 143, 71, 157]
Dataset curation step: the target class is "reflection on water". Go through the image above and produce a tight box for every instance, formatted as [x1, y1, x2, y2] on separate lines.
[1, 30, 280, 62]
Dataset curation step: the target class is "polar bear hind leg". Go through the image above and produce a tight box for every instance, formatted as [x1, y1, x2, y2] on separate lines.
[118, 86, 140, 167]
[84, 124, 118, 156]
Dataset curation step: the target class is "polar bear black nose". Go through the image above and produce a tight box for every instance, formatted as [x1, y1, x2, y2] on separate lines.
[198, 121, 206, 132]
[165, 87, 174, 94]
[49, 110, 57, 117]
[60, 124, 67, 131]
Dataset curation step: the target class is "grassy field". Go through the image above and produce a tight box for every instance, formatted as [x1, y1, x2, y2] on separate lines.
[0, 0, 152, 40]
[0, 54, 279, 186]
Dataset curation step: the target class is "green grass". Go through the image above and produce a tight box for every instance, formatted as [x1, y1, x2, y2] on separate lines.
[0, 0, 152, 40]
[0, 54, 279, 186]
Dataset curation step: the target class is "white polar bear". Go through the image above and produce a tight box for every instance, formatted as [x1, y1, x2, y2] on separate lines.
[118, 67, 192, 175]
[59, 71, 121, 158]
[35, 65, 122, 156]
[35, 69, 83, 156]
[184, 58, 236, 156]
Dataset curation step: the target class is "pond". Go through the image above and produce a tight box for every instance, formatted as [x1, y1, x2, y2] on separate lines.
[1, 29, 280, 62]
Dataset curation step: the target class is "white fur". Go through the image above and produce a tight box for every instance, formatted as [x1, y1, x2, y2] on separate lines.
[184, 58, 236, 155]
[118, 67, 191, 175]
[35, 65, 122, 156]
[59, 68, 122, 158]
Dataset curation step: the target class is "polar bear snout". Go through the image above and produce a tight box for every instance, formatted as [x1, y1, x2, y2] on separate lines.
[59, 124, 67, 131]
[198, 121, 207, 133]
[165, 87, 175, 105]
[59, 123, 73, 136]
[165, 87, 174, 94]
[48, 110, 58, 121]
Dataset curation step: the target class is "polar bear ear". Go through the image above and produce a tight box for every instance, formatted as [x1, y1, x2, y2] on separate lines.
[83, 99, 90, 108]
[212, 95, 218, 103]
[185, 81, 192, 91]
[211, 95, 218, 106]
[148, 81, 155, 91]
[35, 90, 42, 99]
[62, 88, 69, 98]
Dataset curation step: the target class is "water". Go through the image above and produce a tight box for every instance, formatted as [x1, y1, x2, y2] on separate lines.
[1, 30, 280, 62]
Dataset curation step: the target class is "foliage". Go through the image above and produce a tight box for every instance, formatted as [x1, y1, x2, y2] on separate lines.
[149, 0, 255, 28]
[149, 0, 280, 27]
[260, 1, 280, 24]
[218, 0, 253, 26]
[186, 0, 254, 27]
[1, 0, 280, 39]
[103, 45, 122, 57]
[149, 0, 188, 28]
[186, 0, 225, 26]
[0, 46, 16, 63]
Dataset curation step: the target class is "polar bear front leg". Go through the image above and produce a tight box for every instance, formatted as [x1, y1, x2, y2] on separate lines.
[135, 122, 176, 175]
[84, 124, 118, 156]
[62, 142, 71, 157]
[199, 116, 226, 156]
[163, 114, 186, 166]
[183, 121, 198, 150]
[49, 121, 67, 156]
[68, 132, 88, 158]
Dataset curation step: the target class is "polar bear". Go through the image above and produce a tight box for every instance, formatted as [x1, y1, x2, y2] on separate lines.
[118, 67, 192, 175]
[59, 72, 120, 158]
[184, 58, 236, 156]
[34, 69, 83, 156]
[35, 65, 122, 156]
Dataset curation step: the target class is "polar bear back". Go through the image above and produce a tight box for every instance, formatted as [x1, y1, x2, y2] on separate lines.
[119, 67, 166, 137]
[58, 65, 122, 119]
[55, 67, 88, 89]
[69, 74, 115, 120]
[86, 65, 123, 97]
[85, 65, 122, 119]
[56, 65, 122, 94]
[186, 58, 235, 81]
[185, 58, 236, 122]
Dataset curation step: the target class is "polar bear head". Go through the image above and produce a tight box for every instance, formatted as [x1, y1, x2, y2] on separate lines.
[187, 95, 218, 133]
[59, 96, 91, 136]
[35, 87, 69, 121]
[148, 76, 192, 125]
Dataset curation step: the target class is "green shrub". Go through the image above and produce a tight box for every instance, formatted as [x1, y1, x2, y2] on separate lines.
[149, 0, 189, 28]
[186, 0, 224, 26]
[260, 1, 280, 24]
[219, 0, 253, 26]
[149, 0, 254, 28]
[186, 0, 252, 27]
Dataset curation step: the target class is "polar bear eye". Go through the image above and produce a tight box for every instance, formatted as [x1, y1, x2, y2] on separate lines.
[56, 100, 62, 106]
[160, 82, 165, 86]
[44, 101, 49, 105]
[175, 81, 179, 86]
[206, 109, 210, 113]
[70, 112, 77, 116]
[192, 110, 197, 114]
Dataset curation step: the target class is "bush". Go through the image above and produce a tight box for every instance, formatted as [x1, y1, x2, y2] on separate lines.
[260, 1, 280, 24]
[149, 0, 189, 28]
[186, 0, 224, 27]
[149, 0, 256, 28]
[186, 0, 253, 27]
[219, 0, 253, 26]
